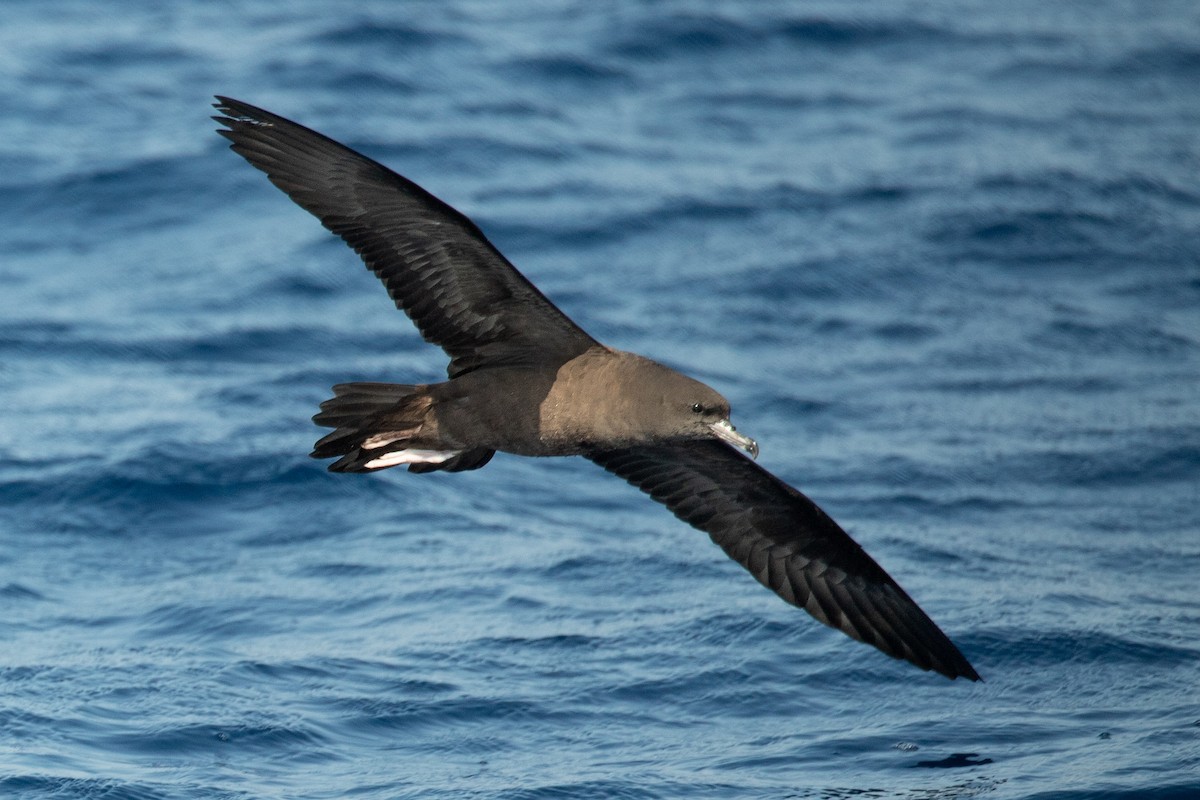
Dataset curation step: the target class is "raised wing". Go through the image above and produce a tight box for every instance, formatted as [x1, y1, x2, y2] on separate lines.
[588, 441, 979, 680]
[214, 97, 599, 378]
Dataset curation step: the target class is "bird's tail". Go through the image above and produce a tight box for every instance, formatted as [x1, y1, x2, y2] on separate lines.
[310, 382, 493, 473]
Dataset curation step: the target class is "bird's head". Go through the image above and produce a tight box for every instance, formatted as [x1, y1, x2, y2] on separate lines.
[622, 356, 759, 458]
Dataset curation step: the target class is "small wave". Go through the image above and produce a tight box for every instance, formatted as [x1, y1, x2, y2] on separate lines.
[0, 582, 48, 601]
[960, 439, 1200, 491]
[6, 154, 215, 234]
[928, 375, 1126, 394]
[488, 182, 843, 253]
[96, 721, 330, 757]
[605, 13, 757, 60]
[53, 41, 196, 69]
[605, 12, 963, 63]
[1023, 788, 1200, 800]
[926, 207, 1120, 267]
[293, 562, 388, 579]
[1030, 319, 1195, 359]
[1111, 44, 1200, 77]
[310, 20, 471, 49]
[774, 16, 952, 48]
[976, 628, 1198, 670]
[333, 694, 551, 734]
[263, 56, 420, 96]
[1000, 43, 1200, 83]
[0, 777, 170, 800]
[501, 55, 632, 89]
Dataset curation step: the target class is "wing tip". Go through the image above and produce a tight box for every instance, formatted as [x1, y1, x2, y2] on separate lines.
[945, 655, 983, 682]
[212, 95, 253, 117]
[212, 96, 279, 139]
[932, 656, 982, 682]
[906, 623, 980, 682]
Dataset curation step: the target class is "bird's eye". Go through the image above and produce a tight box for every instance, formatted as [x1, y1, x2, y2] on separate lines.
[691, 403, 704, 414]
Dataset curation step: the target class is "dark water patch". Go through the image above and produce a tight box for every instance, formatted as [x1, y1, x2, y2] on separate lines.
[979, 443, 1200, 490]
[973, 210, 1112, 243]
[605, 13, 758, 61]
[928, 374, 1125, 395]
[774, 16, 955, 49]
[149, 325, 388, 364]
[482, 633, 603, 653]
[1116, 272, 1200, 309]
[502, 55, 632, 89]
[0, 446, 333, 523]
[854, 492, 1026, 521]
[230, 658, 344, 683]
[1025, 786, 1200, 800]
[457, 97, 566, 121]
[926, 208, 1121, 267]
[52, 41, 197, 70]
[991, 55, 1116, 82]
[1030, 319, 1195, 359]
[0, 151, 53, 192]
[115, 447, 324, 495]
[594, 666, 754, 708]
[693, 89, 877, 112]
[96, 720, 330, 758]
[293, 561, 388, 579]
[263, 56, 420, 96]
[321, 69, 420, 96]
[0, 582, 48, 601]
[1109, 45, 1200, 79]
[254, 270, 343, 298]
[899, 105, 1059, 145]
[137, 602, 268, 642]
[876, 538, 975, 572]
[0, 326, 177, 363]
[843, 454, 957, 494]
[484, 187, 791, 251]
[5, 154, 218, 234]
[540, 553, 635, 583]
[0, 706, 60, 735]
[648, 184, 820, 230]
[913, 752, 993, 769]
[756, 395, 835, 419]
[334, 694, 554, 733]
[738, 256, 927, 307]
[845, 183, 915, 204]
[737, 263, 866, 305]
[310, 19, 471, 50]
[974, 169, 1200, 207]
[0, 776, 183, 800]
[979, 628, 1198, 671]
[231, 658, 458, 696]
[873, 321, 938, 342]
[494, 782, 681, 800]
[666, 613, 786, 654]
[606, 12, 974, 63]
[502, 593, 547, 611]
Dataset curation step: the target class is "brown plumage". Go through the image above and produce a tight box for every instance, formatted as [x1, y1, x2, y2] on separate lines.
[214, 96, 979, 681]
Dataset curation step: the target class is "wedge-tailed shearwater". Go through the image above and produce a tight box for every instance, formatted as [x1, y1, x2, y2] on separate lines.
[214, 97, 979, 681]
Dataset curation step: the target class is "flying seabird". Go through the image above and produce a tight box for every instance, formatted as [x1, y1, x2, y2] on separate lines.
[214, 97, 979, 681]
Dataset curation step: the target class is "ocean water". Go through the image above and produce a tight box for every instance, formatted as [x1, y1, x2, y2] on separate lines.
[1, 1, 1198, 797]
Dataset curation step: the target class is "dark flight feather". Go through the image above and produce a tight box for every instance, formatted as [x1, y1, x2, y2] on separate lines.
[215, 97, 979, 681]
[589, 441, 979, 680]
[213, 96, 599, 378]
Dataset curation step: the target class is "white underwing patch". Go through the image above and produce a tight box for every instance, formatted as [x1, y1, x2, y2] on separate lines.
[363, 449, 461, 470]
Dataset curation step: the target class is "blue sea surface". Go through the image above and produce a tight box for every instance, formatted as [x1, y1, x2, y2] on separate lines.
[1, 1, 1198, 798]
